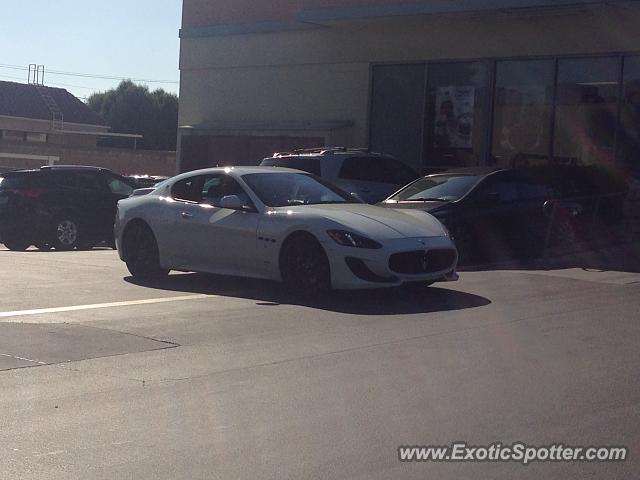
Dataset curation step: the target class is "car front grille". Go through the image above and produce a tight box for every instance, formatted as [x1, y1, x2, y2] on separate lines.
[388, 249, 456, 275]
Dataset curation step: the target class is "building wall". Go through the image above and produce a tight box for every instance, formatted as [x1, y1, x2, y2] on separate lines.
[0, 116, 108, 148]
[0, 141, 176, 176]
[179, 2, 640, 169]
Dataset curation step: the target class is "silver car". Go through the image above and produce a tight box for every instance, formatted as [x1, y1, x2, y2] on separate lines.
[260, 147, 418, 204]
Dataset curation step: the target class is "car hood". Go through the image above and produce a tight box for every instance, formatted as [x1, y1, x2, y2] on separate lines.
[282, 203, 447, 239]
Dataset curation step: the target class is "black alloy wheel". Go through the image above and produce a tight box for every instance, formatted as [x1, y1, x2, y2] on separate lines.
[280, 235, 331, 295]
[125, 223, 169, 279]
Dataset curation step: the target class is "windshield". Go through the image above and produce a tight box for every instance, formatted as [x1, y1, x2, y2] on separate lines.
[242, 172, 359, 207]
[389, 174, 481, 202]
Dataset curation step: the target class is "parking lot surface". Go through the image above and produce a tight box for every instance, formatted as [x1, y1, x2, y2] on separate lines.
[0, 246, 638, 479]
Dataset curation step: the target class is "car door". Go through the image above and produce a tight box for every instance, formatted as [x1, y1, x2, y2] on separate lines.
[466, 172, 523, 257]
[513, 176, 556, 255]
[50, 171, 113, 242]
[170, 173, 260, 274]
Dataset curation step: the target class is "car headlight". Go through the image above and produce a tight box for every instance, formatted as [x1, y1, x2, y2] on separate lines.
[327, 230, 382, 249]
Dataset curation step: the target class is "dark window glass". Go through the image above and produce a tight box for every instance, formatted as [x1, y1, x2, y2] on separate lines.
[339, 157, 384, 182]
[261, 157, 322, 176]
[492, 60, 555, 168]
[475, 174, 520, 203]
[51, 172, 106, 191]
[201, 175, 252, 208]
[426, 62, 490, 169]
[339, 156, 412, 184]
[517, 181, 554, 200]
[173, 174, 252, 207]
[172, 176, 203, 202]
[380, 158, 418, 185]
[618, 56, 640, 177]
[370, 64, 426, 171]
[553, 57, 619, 166]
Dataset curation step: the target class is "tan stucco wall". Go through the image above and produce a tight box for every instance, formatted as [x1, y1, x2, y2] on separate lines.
[179, 4, 640, 148]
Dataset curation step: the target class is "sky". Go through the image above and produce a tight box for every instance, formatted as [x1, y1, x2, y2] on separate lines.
[2, 0, 183, 101]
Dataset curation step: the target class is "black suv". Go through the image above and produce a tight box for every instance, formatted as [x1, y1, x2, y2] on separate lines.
[0, 166, 136, 251]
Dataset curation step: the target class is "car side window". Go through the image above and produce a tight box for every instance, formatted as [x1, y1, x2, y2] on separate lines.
[172, 175, 203, 202]
[475, 175, 520, 203]
[201, 175, 253, 208]
[172, 174, 253, 208]
[518, 181, 554, 200]
[339, 157, 386, 183]
[379, 157, 417, 185]
[52, 171, 107, 192]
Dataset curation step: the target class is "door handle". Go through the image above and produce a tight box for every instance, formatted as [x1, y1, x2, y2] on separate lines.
[181, 212, 194, 219]
[360, 188, 371, 194]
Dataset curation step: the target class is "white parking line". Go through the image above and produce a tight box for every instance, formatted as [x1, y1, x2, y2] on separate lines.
[0, 294, 211, 320]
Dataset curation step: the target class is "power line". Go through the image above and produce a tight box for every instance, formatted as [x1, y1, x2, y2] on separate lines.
[0, 73, 109, 91]
[0, 63, 179, 84]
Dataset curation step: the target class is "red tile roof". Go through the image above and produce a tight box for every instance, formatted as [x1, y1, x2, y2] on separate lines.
[0, 81, 106, 126]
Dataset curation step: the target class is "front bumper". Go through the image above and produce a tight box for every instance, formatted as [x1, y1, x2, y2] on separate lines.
[323, 235, 459, 290]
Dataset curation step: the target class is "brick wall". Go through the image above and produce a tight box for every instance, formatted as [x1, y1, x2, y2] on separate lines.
[0, 141, 176, 176]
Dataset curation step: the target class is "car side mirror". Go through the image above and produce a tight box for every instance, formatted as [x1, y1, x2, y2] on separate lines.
[220, 195, 244, 210]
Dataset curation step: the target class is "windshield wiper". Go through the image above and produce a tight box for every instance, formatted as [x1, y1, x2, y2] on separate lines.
[404, 197, 448, 202]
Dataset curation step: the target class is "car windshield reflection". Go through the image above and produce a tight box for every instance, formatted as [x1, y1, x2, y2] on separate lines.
[242, 172, 360, 207]
[390, 174, 480, 202]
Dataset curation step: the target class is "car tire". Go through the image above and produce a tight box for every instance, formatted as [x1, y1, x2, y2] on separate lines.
[124, 223, 169, 279]
[280, 233, 331, 295]
[2, 233, 31, 251]
[52, 216, 81, 251]
[35, 241, 53, 251]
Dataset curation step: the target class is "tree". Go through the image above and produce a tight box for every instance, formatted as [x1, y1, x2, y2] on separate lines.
[87, 80, 178, 151]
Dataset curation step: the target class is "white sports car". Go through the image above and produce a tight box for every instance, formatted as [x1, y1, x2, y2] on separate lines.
[115, 167, 458, 291]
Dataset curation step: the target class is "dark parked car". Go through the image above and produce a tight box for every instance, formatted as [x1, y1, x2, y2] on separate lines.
[381, 167, 594, 263]
[0, 165, 136, 251]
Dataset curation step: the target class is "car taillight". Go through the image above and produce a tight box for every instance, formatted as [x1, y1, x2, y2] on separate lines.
[11, 188, 46, 199]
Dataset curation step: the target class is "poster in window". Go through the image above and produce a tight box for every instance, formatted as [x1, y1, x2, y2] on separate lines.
[433, 86, 475, 149]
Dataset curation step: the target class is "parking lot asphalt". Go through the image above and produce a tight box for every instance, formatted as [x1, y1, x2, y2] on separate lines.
[0, 246, 638, 479]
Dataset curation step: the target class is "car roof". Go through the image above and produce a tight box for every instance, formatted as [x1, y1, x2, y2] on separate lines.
[175, 166, 305, 178]
[40, 165, 111, 172]
[426, 167, 507, 177]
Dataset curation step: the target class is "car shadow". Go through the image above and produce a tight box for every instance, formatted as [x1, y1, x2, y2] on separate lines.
[124, 273, 491, 315]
